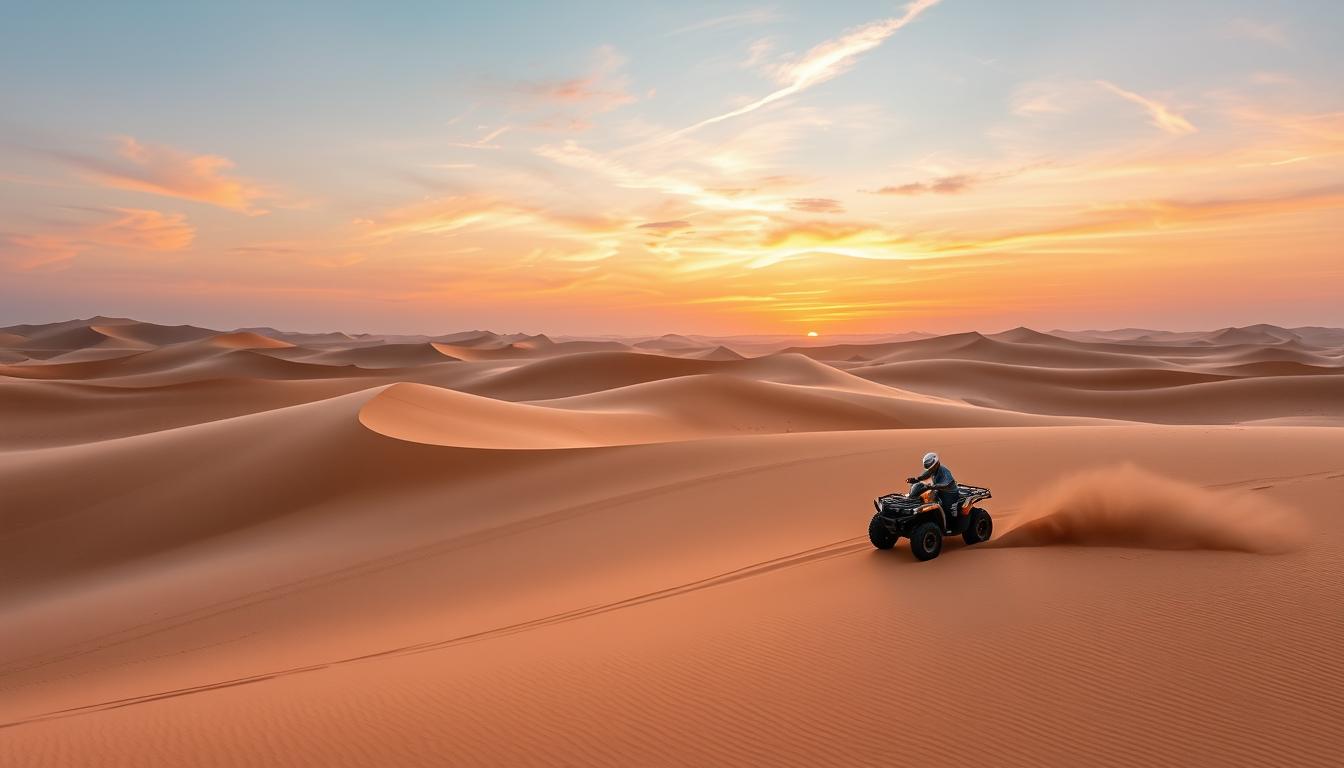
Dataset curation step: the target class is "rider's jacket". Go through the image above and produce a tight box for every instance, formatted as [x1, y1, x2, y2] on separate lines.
[916, 464, 959, 512]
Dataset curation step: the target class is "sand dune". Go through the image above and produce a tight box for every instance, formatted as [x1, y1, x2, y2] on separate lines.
[238, 327, 356, 345]
[360, 381, 698, 448]
[1206, 323, 1303, 345]
[697, 344, 745, 360]
[428, 341, 536, 361]
[362, 376, 1077, 450]
[207, 330, 295, 349]
[0, 343, 371, 385]
[301, 342, 459, 368]
[3, 319, 1344, 766]
[534, 373, 1079, 429]
[11, 318, 218, 352]
[858, 358, 1344, 423]
[0, 376, 388, 449]
[4, 423, 1342, 767]
[871, 331, 1170, 368]
[15, 323, 148, 353]
[634, 333, 706, 351]
[457, 349, 903, 401]
[430, 329, 501, 346]
[93, 321, 220, 347]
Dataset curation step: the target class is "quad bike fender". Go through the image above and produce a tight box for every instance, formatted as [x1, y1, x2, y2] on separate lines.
[919, 502, 946, 531]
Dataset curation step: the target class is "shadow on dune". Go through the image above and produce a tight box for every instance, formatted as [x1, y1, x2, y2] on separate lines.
[989, 464, 1305, 554]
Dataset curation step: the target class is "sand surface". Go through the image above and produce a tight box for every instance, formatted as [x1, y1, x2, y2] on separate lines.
[2, 318, 1343, 766]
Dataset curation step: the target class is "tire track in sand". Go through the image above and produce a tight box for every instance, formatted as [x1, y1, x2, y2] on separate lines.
[0, 536, 869, 729]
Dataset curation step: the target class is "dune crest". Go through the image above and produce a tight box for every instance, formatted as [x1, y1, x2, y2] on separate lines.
[992, 464, 1305, 553]
[208, 331, 296, 349]
[357, 381, 687, 448]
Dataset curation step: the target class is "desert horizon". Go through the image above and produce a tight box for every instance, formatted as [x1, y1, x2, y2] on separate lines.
[4, 0, 1344, 765]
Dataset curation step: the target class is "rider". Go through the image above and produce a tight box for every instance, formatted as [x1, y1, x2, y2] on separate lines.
[907, 452, 959, 523]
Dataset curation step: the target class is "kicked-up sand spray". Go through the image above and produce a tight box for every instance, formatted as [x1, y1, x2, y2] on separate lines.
[990, 464, 1305, 554]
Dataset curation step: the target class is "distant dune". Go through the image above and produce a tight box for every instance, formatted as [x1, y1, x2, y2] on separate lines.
[697, 344, 745, 361]
[207, 330, 296, 349]
[3, 318, 1343, 767]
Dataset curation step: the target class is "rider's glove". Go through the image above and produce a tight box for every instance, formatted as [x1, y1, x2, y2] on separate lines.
[906, 477, 917, 484]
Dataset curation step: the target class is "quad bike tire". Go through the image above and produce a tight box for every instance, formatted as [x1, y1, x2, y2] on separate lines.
[910, 521, 943, 561]
[962, 507, 993, 546]
[868, 513, 897, 550]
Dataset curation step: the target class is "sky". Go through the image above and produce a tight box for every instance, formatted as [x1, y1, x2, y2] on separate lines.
[2, 0, 1342, 335]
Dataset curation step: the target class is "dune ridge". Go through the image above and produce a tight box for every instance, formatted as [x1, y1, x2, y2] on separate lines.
[207, 331, 295, 349]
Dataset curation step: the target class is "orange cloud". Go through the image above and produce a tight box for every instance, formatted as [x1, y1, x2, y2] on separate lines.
[789, 197, 844, 213]
[1, 207, 194, 270]
[924, 185, 1344, 255]
[362, 195, 621, 241]
[875, 174, 978, 195]
[637, 219, 693, 231]
[522, 45, 636, 113]
[871, 164, 1041, 196]
[1097, 81, 1197, 135]
[58, 137, 269, 213]
[0, 234, 82, 271]
[91, 208, 196, 251]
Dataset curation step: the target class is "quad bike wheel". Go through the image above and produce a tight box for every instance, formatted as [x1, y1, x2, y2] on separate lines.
[910, 521, 943, 561]
[868, 513, 897, 550]
[962, 507, 993, 546]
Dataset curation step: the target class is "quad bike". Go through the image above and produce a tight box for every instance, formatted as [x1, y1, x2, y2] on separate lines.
[868, 483, 993, 561]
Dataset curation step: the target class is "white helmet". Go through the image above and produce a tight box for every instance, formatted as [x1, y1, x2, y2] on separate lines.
[922, 452, 939, 470]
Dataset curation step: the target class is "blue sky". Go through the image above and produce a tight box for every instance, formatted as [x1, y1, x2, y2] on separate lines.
[2, 1, 1342, 334]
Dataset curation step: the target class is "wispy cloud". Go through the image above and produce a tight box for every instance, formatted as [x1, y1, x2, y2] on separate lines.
[536, 140, 788, 212]
[1011, 80, 1072, 116]
[870, 165, 1036, 196]
[873, 174, 978, 195]
[360, 194, 621, 242]
[522, 45, 637, 113]
[1220, 18, 1288, 46]
[669, 8, 781, 36]
[53, 137, 270, 213]
[1, 207, 194, 270]
[742, 38, 776, 69]
[361, 196, 533, 239]
[1096, 81, 1197, 135]
[637, 219, 693, 231]
[89, 207, 196, 251]
[789, 197, 845, 213]
[448, 126, 511, 150]
[922, 185, 1344, 255]
[668, 0, 942, 138]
